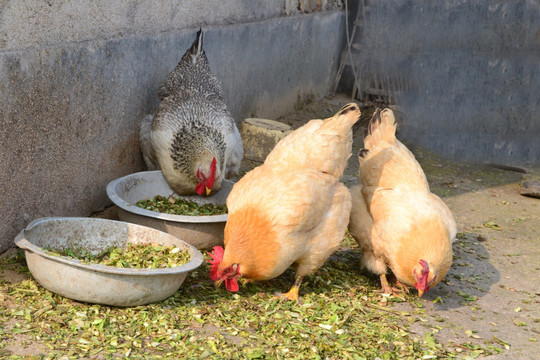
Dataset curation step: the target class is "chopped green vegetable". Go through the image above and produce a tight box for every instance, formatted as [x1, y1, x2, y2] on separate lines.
[483, 220, 501, 230]
[45, 243, 190, 269]
[136, 195, 228, 216]
[0, 242, 502, 359]
[457, 290, 478, 302]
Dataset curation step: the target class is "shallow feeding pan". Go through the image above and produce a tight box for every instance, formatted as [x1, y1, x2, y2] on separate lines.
[107, 170, 231, 250]
[14, 217, 203, 307]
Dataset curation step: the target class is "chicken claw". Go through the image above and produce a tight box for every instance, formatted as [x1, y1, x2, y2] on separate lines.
[378, 274, 409, 298]
[273, 276, 303, 303]
[393, 280, 410, 294]
[379, 274, 393, 295]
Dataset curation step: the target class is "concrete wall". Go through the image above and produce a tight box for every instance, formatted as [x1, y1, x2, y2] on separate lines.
[0, 1, 345, 253]
[345, 0, 540, 166]
[0, 1, 282, 49]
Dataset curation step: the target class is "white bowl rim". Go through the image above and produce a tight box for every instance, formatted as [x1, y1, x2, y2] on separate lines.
[106, 171, 229, 223]
[14, 217, 205, 276]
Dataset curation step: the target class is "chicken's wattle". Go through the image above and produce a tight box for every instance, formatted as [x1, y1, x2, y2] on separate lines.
[207, 246, 239, 292]
[225, 278, 239, 292]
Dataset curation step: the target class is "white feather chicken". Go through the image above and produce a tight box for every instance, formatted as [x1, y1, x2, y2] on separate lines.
[140, 30, 243, 195]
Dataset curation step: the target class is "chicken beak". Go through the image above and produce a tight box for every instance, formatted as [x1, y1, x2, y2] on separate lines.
[214, 278, 224, 288]
[417, 289, 424, 297]
[205, 187, 212, 196]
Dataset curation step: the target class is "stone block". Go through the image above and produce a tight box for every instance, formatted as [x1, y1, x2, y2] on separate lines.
[240, 118, 292, 162]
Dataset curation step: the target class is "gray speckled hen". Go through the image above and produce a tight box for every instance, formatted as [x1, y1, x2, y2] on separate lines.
[140, 30, 244, 196]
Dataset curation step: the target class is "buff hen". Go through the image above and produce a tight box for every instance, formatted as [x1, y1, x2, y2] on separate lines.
[208, 103, 361, 302]
[349, 108, 456, 297]
[139, 29, 243, 196]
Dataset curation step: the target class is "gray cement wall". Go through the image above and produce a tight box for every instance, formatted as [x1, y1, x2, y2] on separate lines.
[346, 0, 540, 167]
[0, 1, 345, 253]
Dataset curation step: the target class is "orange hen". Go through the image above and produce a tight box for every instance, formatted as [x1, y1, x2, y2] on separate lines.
[208, 103, 361, 301]
[349, 108, 456, 297]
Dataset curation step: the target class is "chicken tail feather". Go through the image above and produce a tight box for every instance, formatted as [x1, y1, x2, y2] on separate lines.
[364, 108, 397, 148]
[358, 148, 369, 159]
[333, 102, 361, 128]
[187, 28, 204, 64]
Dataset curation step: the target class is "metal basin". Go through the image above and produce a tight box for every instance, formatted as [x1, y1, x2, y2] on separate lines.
[106, 171, 231, 250]
[14, 217, 204, 307]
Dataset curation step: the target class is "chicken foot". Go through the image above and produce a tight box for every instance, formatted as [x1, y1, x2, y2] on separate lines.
[379, 274, 409, 297]
[274, 275, 303, 303]
[379, 274, 393, 295]
[393, 280, 410, 294]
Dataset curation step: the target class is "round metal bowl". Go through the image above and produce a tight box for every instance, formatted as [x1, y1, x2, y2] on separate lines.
[106, 170, 231, 250]
[14, 217, 204, 307]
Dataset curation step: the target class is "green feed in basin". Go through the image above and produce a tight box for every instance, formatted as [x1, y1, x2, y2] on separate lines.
[135, 195, 228, 216]
[44, 243, 191, 269]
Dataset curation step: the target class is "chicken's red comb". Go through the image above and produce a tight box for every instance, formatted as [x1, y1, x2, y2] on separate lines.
[206, 157, 217, 189]
[419, 259, 429, 275]
[208, 246, 224, 281]
[209, 246, 224, 262]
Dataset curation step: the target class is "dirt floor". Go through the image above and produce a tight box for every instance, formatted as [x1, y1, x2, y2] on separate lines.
[1, 94, 538, 358]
